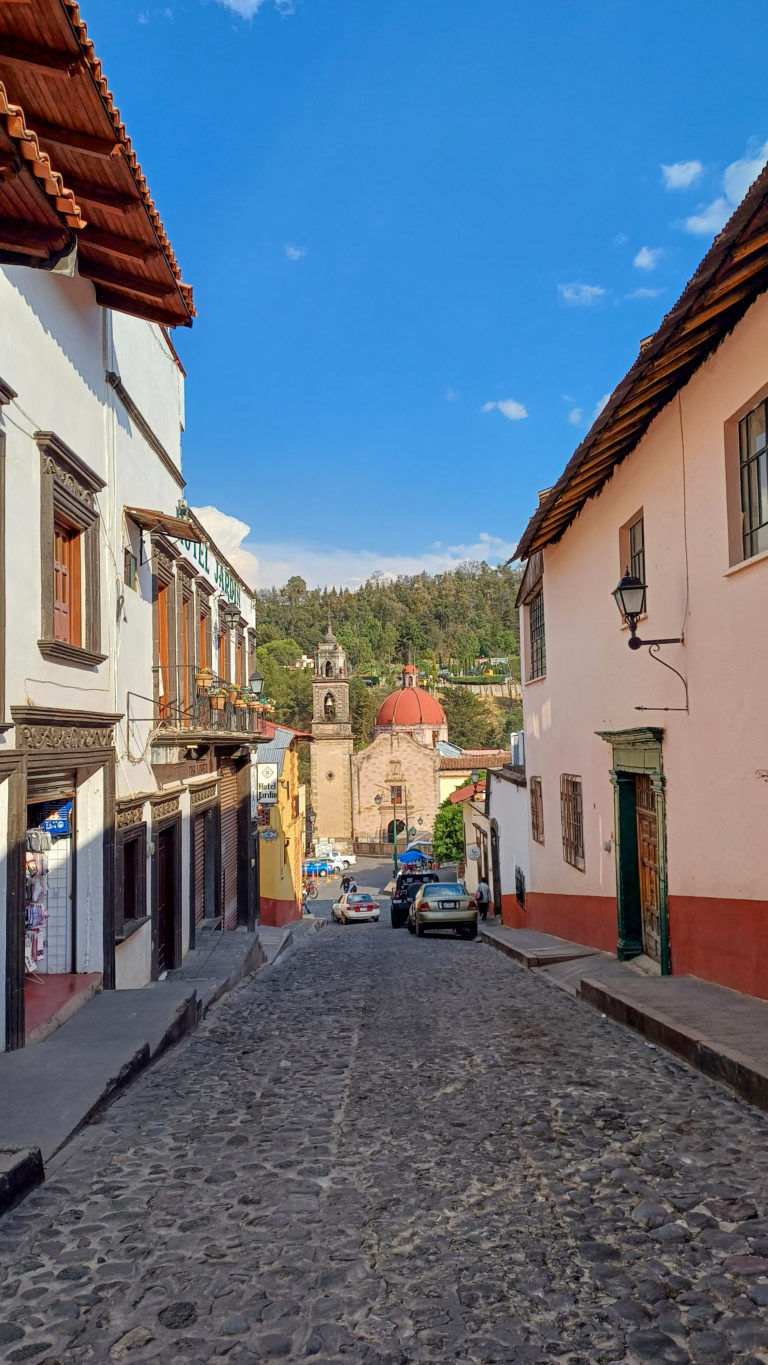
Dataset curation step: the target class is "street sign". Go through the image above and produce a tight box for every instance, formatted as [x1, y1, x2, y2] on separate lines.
[260, 828, 279, 841]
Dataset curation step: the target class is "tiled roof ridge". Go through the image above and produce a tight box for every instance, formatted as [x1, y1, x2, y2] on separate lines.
[61, 0, 194, 314]
[0, 80, 85, 230]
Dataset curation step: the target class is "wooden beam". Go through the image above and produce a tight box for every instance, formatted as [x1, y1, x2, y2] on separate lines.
[680, 282, 756, 334]
[645, 323, 722, 380]
[78, 260, 172, 300]
[731, 224, 768, 264]
[0, 37, 81, 75]
[65, 177, 140, 212]
[0, 150, 20, 174]
[93, 285, 191, 329]
[79, 226, 153, 262]
[701, 256, 768, 302]
[0, 217, 65, 248]
[32, 120, 119, 159]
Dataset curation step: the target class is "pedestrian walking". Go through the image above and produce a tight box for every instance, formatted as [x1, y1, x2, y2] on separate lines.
[476, 876, 491, 921]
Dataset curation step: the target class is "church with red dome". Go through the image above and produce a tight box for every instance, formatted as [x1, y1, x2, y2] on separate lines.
[310, 634, 507, 853]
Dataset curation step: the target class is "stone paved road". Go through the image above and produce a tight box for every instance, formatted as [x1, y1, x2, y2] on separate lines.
[3, 863, 768, 1364]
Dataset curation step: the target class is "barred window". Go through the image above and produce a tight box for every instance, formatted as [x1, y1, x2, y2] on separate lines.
[560, 774, 585, 871]
[530, 776, 544, 844]
[739, 399, 768, 559]
[528, 590, 546, 680]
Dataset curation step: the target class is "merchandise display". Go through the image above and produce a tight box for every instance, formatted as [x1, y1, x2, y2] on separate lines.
[24, 831, 51, 981]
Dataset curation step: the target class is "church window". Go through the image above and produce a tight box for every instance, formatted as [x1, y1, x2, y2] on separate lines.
[325, 660, 333, 677]
[391, 785, 403, 805]
[324, 692, 336, 718]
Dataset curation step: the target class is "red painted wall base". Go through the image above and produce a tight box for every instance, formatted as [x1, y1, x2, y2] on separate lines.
[500, 890, 616, 952]
[670, 896, 768, 1001]
[501, 888, 768, 1003]
[260, 896, 301, 928]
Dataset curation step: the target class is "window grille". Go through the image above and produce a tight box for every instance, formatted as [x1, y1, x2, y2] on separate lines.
[739, 399, 768, 559]
[530, 776, 544, 844]
[528, 590, 546, 680]
[560, 774, 585, 871]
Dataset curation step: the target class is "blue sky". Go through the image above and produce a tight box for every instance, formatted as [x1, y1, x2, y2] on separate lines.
[86, 0, 768, 587]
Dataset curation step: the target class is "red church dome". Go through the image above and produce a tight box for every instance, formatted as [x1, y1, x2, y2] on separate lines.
[375, 685, 446, 729]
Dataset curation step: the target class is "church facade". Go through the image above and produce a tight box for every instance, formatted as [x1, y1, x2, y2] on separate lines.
[310, 640, 506, 855]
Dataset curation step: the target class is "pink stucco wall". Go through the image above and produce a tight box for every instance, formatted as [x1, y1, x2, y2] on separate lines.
[521, 290, 768, 995]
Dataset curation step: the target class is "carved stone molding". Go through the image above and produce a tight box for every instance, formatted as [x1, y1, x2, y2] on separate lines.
[18, 723, 114, 751]
[191, 782, 217, 809]
[116, 803, 145, 830]
[42, 453, 96, 510]
[152, 794, 180, 821]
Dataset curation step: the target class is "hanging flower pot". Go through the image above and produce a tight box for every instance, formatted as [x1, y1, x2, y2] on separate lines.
[233, 695, 247, 710]
[209, 691, 225, 712]
[195, 667, 214, 691]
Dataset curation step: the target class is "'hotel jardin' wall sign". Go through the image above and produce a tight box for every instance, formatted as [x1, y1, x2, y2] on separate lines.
[177, 536, 242, 607]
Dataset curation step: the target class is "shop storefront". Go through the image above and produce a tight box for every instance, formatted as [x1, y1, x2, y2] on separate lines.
[4, 707, 118, 1050]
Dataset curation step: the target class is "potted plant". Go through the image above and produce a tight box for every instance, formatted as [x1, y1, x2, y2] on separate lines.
[233, 693, 247, 710]
[209, 689, 225, 711]
[195, 665, 213, 691]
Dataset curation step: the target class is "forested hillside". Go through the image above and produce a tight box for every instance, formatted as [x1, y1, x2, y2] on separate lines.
[255, 561, 522, 674]
[255, 561, 523, 756]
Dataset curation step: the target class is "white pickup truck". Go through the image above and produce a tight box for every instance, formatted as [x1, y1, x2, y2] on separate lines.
[328, 852, 356, 872]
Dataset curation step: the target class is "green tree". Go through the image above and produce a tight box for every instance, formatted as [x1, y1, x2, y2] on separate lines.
[453, 627, 480, 673]
[264, 637, 302, 667]
[432, 797, 464, 864]
[349, 677, 381, 750]
[439, 687, 498, 749]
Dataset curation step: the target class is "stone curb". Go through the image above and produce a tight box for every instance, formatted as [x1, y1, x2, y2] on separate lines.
[0, 1147, 44, 1217]
[272, 915, 326, 964]
[579, 977, 768, 1115]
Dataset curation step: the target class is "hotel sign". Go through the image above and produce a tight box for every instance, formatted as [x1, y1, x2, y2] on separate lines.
[178, 536, 242, 607]
[254, 762, 278, 809]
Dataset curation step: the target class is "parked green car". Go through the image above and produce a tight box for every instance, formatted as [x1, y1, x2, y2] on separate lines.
[407, 882, 478, 939]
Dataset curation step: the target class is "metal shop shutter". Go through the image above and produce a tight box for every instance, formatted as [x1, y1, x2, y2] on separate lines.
[219, 761, 238, 932]
[194, 812, 206, 926]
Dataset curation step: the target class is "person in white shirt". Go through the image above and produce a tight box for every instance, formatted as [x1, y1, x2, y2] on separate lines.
[476, 878, 491, 921]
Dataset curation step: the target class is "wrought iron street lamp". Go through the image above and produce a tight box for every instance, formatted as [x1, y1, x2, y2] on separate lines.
[249, 669, 264, 697]
[611, 570, 687, 711]
[222, 602, 240, 632]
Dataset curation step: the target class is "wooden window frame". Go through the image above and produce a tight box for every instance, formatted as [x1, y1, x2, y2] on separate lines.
[114, 822, 148, 942]
[53, 515, 82, 647]
[152, 538, 179, 724]
[530, 776, 544, 844]
[37, 431, 106, 668]
[560, 773, 585, 872]
[217, 604, 230, 683]
[235, 624, 245, 689]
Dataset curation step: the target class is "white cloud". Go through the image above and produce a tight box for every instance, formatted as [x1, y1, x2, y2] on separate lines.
[215, 0, 294, 15]
[192, 511, 519, 590]
[284, 243, 305, 260]
[592, 393, 611, 421]
[661, 160, 703, 190]
[558, 282, 606, 305]
[682, 137, 768, 236]
[683, 195, 730, 237]
[481, 398, 528, 421]
[445, 387, 459, 402]
[568, 408, 582, 426]
[625, 287, 663, 300]
[191, 506, 260, 587]
[633, 245, 663, 271]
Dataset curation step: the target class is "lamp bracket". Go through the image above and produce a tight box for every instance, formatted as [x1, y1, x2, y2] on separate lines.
[632, 641, 689, 714]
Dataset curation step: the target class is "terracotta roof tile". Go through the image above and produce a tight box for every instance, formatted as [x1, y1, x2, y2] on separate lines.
[0, 80, 84, 230]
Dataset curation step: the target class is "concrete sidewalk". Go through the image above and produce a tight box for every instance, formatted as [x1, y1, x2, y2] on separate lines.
[481, 922, 768, 1115]
[0, 920, 315, 1215]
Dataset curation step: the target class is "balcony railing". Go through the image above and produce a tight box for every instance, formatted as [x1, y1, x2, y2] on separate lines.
[156, 666, 269, 736]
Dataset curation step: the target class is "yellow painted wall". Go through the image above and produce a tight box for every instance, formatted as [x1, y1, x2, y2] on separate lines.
[259, 740, 303, 927]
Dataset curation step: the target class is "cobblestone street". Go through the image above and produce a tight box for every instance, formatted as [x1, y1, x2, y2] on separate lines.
[3, 866, 768, 1364]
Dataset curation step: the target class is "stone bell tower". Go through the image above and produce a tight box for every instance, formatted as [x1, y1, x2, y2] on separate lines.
[310, 624, 353, 850]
